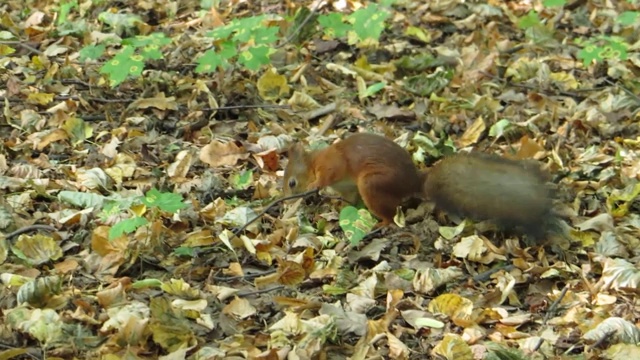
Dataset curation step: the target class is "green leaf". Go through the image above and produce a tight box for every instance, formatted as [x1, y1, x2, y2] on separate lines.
[488, 119, 513, 139]
[123, 33, 171, 48]
[318, 13, 349, 38]
[99, 46, 144, 87]
[0, 30, 16, 40]
[607, 183, 640, 217]
[232, 15, 267, 43]
[348, 4, 391, 42]
[196, 42, 237, 73]
[415, 317, 446, 329]
[254, 26, 279, 45]
[79, 44, 105, 61]
[142, 188, 187, 213]
[339, 206, 377, 246]
[109, 216, 148, 240]
[517, 11, 540, 29]
[322, 285, 348, 295]
[140, 45, 163, 60]
[173, 246, 198, 257]
[131, 279, 164, 288]
[238, 45, 271, 71]
[11, 234, 63, 266]
[617, 11, 639, 26]
[438, 221, 466, 240]
[230, 170, 253, 190]
[56, 0, 78, 25]
[577, 43, 602, 66]
[603, 37, 628, 61]
[363, 82, 386, 98]
[208, 23, 238, 40]
[62, 117, 92, 145]
[542, 0, 566, 7]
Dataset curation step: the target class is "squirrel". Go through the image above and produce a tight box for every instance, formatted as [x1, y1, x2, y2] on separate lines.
[283, 132, 424, 227]
[423, 152, 556, 239]
[283, 132, 557, 238]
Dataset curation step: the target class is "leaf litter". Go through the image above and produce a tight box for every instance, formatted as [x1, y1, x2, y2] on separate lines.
[1, 0, 640, 359]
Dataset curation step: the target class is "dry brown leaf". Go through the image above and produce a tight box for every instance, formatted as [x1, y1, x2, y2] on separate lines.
[129, 93, 178, 110]
[199, 140, 249, 167]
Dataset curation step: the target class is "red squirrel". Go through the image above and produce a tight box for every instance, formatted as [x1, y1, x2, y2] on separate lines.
[283, 132, 423, 227]
[283, 132, 556, 236]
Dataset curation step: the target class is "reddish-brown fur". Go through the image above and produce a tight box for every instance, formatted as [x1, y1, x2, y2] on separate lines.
[284, 133, 423, 227]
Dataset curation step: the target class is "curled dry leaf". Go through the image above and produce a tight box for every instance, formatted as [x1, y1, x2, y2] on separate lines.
[452, 235, 486, 261]
[5, 308, 65, 345]
[199, 140, 249, 167]
[76, 167, 110, 190]
[12, 234, 63, 266]
[428, 293, 474, 323]
[129, 94, 178, 110]
[319, 303, 367, 336]
[583, 317, 640, 345]
[387, 331, 410, 359]
[597, 257, 640, 291]
[167, 150, 194, 179]
[432, 333, 474, 360]
[413, 267, 464, 295]
[222, 297, 257, 320]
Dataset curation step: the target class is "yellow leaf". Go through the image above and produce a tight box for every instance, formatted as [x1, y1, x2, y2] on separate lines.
[27, 92, 54, 105]
[257, 67, 290, 100]
[432, 334, 473, 360]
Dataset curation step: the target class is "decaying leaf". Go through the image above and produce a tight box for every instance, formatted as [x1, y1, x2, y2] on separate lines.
[199, 140, 250, 167]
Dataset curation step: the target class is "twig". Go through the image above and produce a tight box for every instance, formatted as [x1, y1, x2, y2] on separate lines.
[276, 1, 323, 49]
[232, 188, 320, 237]
[472, 264, 515, 283]
[237, 285, 285, 297]
[2, 224, 57, 240]
[543, 283, 569, 323]
[604, 78, 640, 105]
[210, 269, 277, 282]
[202, 104, 291, 111]
[530, 283, 571, 352]
[479, 70, 597, 100]
[17, 42, 43, 55]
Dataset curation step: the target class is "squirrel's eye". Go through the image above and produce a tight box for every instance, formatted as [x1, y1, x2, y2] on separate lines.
[288, 178, 297, 189]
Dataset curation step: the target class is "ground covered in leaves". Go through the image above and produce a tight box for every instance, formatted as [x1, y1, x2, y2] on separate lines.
[1, 0, 640, 359]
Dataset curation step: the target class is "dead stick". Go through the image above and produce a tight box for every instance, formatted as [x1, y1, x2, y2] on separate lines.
[3, 224, 57, 240]
[232, 188, 319, 236]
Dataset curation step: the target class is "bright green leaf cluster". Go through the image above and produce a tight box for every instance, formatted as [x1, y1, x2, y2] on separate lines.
[99, 46, 143, 87]
[576, 36, 628, 66]
[318, 13, 349, 38]
[142, 188, 188, 213]
[87, 5, 398, 83]
[317, 3, 392, 44]
[97, 34, 171, 86]
[347, 4, 391, 43]
[197, 15, 277, 73]
[107, 188, 187, 240]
